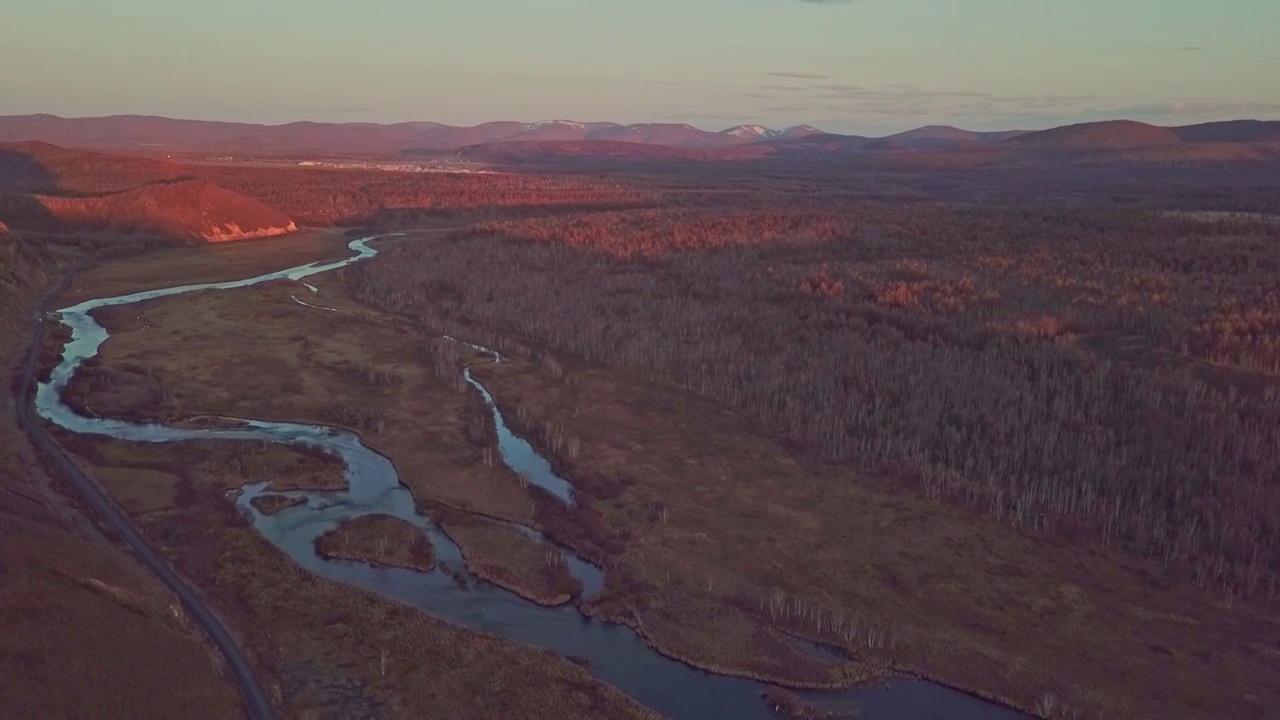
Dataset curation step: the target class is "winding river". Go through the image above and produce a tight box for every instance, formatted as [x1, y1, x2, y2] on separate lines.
[35, 236, 1025, 720]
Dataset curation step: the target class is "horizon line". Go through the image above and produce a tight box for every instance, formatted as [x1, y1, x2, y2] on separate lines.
[2, 111, 1279, 140]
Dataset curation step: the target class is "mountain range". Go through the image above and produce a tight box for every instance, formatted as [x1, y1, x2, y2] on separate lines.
[0, 115, 830, 154]
[1, 115, 1279, 165]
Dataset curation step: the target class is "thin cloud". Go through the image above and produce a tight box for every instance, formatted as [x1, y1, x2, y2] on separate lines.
[664, 111, 744, 121]
[987, 95, 1095, 109]
[809, 86, 992, 101]
[766, 71, 830, 80]
[1180, 46, 1206, 51]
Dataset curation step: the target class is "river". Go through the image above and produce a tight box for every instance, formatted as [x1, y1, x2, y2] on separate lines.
[35, 236, 1026, 720]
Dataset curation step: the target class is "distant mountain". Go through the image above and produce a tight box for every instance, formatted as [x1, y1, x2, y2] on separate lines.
[757, 132, 871, 153]
[781, 125, 824, 139]
[877, 125, 1027, 150]
[0, 114, 836, 153]
[721, 125, 776, 141]
[586, 123, 725, 147]
[1005, 120, 1183, 150]
[1172, 120, 1280, 145]
[453, 139, 773, 163]
[1, 114, 1277, 167]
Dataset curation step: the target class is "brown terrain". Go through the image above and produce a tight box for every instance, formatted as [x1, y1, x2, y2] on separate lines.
[3, 126, 1279, 719]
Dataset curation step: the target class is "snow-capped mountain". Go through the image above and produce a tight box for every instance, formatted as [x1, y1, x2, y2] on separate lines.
[0, 114, 839, 153]
[722, 125, 777, 141]
[523, 120, 587, 133]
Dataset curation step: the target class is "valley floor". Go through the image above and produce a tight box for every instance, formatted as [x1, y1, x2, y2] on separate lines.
[40, 228, 1280, 719]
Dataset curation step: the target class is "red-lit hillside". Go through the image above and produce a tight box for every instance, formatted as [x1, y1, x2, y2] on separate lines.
[1, 179, 296, 243]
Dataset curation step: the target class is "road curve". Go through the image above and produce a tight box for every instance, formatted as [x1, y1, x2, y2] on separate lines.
[13, 269, 277, 720]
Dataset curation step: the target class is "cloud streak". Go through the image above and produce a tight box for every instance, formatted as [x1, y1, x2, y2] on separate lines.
[765, 71, 830, 80]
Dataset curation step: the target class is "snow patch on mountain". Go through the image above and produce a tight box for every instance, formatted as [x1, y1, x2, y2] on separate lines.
[524, 120, 587, 132]
[782, 125, 823, 138]
[723, 125, 774, 139]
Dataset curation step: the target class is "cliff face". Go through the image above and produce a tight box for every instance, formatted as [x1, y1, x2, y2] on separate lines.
[24, 179, 297, 244]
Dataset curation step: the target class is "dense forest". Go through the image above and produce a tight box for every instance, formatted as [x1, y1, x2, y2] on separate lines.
[347, 198, 1280, 603]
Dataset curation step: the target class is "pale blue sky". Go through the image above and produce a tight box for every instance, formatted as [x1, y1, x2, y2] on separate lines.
[2, 0, 1277, 134]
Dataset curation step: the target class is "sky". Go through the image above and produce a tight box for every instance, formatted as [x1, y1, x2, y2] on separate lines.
[2, 0, 1278, 135]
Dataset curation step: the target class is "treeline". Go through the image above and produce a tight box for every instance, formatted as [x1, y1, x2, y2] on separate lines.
[464, 209, 850, 258]
[191, 166, 650, 225]
[346, 200, 1280, 602]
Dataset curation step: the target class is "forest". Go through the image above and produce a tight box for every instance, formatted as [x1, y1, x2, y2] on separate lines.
[346, 192, 1280, 604]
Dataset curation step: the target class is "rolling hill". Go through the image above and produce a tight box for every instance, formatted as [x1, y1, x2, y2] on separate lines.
[1172, 120, 1280, 145]
[0, 179, 296, 243]
[452, 139, 774, 163]
[0, 142, 296, 243]
[876, 125, 1027, 150]
[3, 115, 1279, 171]
[3, 114, 1278, 162]
[0, 115, 832, 153]
[1004, 120, 1183, 150]
[0, 141, 185, 194]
